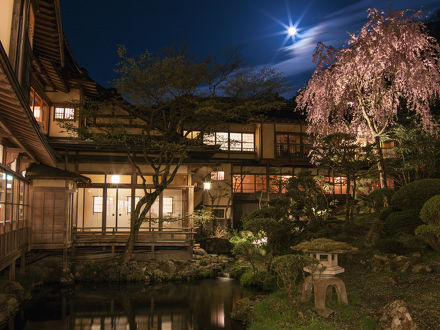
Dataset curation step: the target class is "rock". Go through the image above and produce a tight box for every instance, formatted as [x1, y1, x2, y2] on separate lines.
[204, 238, 233, 255]
[160, 260, 177, 274]
[394, 255, 407, 262]
[60, 272, 75, 285]
[378, 300, 417, 330]
[0, 293, 19, 325]
[193, 248, 208, 256]
[0, 281, 25, 302]
[411, 264, 432, 274]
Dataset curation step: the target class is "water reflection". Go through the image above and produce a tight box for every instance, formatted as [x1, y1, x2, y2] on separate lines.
[16, 279, 247, 330]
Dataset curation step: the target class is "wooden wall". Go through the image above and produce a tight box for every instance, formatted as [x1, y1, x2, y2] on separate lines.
[31, 183, 76, 249]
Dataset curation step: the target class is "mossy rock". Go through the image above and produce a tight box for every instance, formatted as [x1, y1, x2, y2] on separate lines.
[292, 238, 355, 253]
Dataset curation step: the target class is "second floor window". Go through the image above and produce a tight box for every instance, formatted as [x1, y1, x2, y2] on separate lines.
[276, 133, 302, 158]
[204, 132, 254, 152]
[29, 88, 48, 122]
[54, 107, 75, 120]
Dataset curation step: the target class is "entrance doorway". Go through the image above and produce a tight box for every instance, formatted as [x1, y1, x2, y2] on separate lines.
[106, 188, 131, 232]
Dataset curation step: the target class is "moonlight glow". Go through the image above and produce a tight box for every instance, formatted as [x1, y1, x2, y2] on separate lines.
[287, 26, 297, 36]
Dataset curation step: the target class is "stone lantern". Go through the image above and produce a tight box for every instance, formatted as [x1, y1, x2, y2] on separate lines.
[292, 238, 357, 317]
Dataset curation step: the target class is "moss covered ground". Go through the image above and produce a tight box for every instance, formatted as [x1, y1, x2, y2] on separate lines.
[246, 251, 440, 329]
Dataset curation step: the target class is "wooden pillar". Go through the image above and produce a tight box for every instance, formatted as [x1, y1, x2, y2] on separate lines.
[19, 253, 25, 273]
[63, 247, 68, 271]
[9, 259, 16, 281]
[102, 188, 107, 234]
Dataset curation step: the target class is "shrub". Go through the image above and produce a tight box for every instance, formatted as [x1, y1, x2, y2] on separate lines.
[271, 254, 317, 301]
[415, 196, 440, 251]
[232, 240, 267, 275]
[379, 206, 398, 221]
[229, 261, 248, 279]
[383, 209, 422, 236]
[239, 270, 275, 290]
[391, 179, 440, 211]
[420, 195, 440, 226]
[395, 233, 427, 252]
[366, 188, 395, 211]
[375, 238, 407, 254]
[415, 225, 440, 251]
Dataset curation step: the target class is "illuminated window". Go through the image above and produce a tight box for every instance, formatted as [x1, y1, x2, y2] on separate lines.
[183, 130, 201, 139]
[211, 171, 225, 181]
[233, 174, 266, 193]
[324, 177, 348, 195]
[127, 196, 140, 213]
[93, 196, 103, 213]
[276, 133, 302, 158]
[54, 107, 75, 120]
[269, 175, 292, 193]
[163, 197, 173, 215]
[381, 140, 395, 157]
[29, 88, 48, 122]
[203, 132, 254, 151]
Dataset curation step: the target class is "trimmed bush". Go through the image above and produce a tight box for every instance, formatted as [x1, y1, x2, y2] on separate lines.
[375, 238, 407, 254]
[415, 225, 440, 251]
[379, 206, 398, 221]
[420, 195, 440, 226]
[395, 233, 426, 252]
[366, 188, 395, 211]
[415, 195, 440, 251]
[391, 179, 440, 211]
[383, 209, 422, 236]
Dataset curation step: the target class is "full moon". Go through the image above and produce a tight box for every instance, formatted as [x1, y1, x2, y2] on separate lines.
[287, 26, 297, 36]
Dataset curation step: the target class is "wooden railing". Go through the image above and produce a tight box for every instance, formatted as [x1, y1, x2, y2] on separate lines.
[72, 226, 197, 247]
[0, 227, 29, 271]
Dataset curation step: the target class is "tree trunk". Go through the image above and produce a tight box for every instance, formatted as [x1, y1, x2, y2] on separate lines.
[350, 177, 357, 220]
[375, 136, 388, 189]
[345, 176, 351, 224]
[121, 192, 160, 264]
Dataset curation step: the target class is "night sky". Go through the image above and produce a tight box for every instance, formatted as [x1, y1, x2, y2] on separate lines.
[60, 0, 440, 96]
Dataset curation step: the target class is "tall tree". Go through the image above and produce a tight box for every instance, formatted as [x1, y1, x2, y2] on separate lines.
[310, 133, 374, 223]
[71, 47, 286, 263]
[297, 9, 440, 188]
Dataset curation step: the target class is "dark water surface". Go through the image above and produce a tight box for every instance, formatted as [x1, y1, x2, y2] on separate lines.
[14, 278, 249, 330]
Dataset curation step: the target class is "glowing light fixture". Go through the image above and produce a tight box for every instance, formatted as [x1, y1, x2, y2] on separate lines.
[110, 175, 120, 184]
[203, 182, 211, 190]
[287, 26, 297, 36]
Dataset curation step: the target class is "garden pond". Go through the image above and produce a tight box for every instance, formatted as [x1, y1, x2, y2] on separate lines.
[13, 278, 249, 329]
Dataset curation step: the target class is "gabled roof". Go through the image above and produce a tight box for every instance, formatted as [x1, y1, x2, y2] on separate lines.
[0, 43, 57, 166]
[32, 0, 106, 98]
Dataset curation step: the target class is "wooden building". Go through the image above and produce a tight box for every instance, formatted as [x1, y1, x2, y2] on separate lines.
[0, 0, 388, 266]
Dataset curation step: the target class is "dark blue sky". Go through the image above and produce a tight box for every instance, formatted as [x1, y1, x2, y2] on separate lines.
[61, 0, 440, 96]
